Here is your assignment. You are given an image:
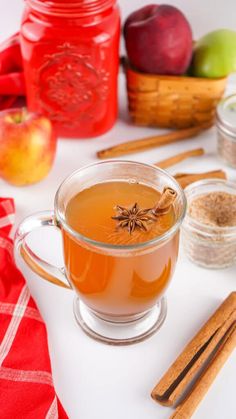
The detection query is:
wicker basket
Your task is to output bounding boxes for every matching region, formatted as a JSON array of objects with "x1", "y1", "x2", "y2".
[{"x1": 124, "y1": 61, "x2": 227, "y2": 129}]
